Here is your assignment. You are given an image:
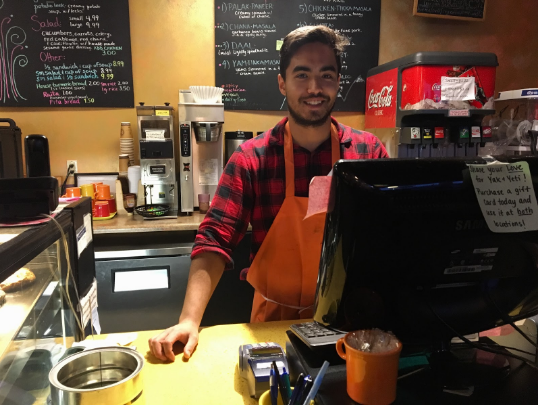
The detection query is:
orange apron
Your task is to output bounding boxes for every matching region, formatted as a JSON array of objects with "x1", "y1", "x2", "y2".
[{"x1": 246, "y1": 122, "x2": 340, "y2": 322}]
